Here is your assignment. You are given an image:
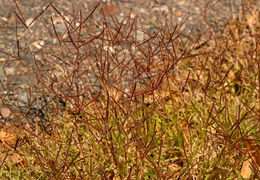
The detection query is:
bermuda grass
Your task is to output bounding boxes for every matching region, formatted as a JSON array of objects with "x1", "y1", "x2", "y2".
[{"x1": 0, "y1": 1, "x2": 259, "y2": 179}]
